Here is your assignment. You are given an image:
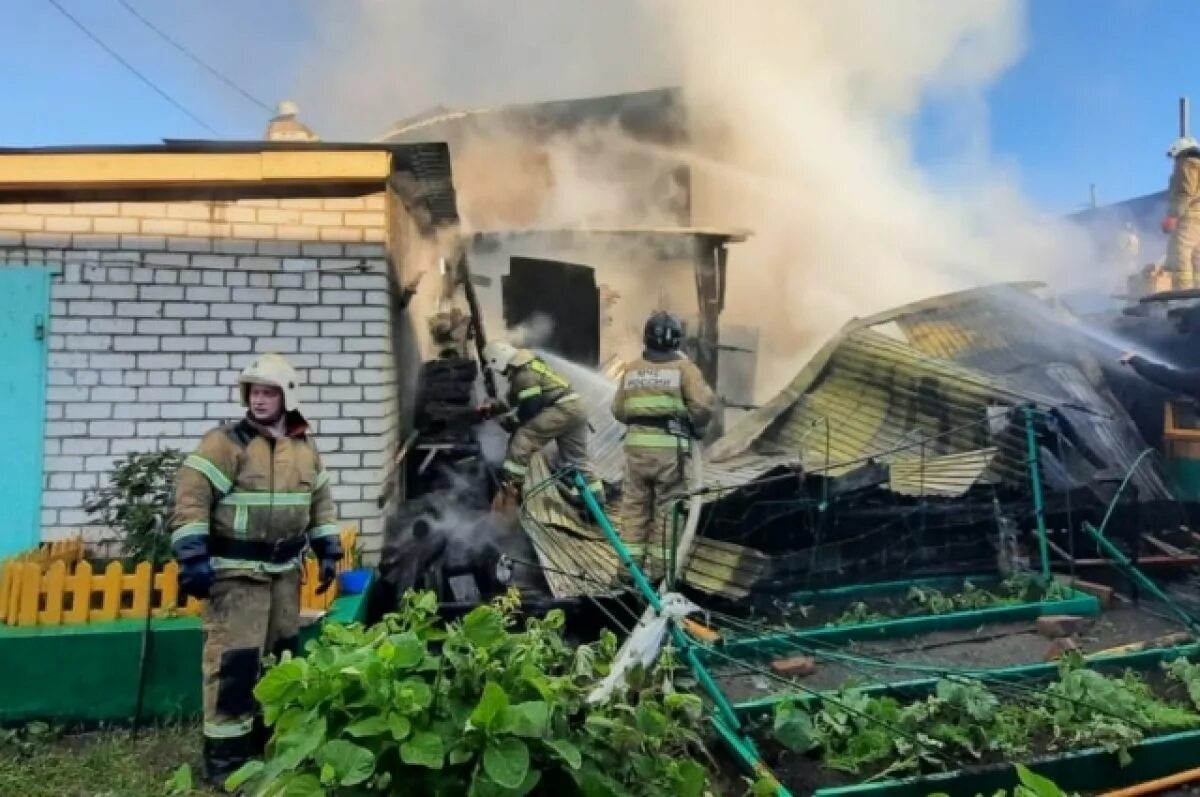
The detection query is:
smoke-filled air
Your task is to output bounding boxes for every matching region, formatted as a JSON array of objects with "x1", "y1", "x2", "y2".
[{"x1": 294, "y1": 0, "x2": 1100, "y2": 400}]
